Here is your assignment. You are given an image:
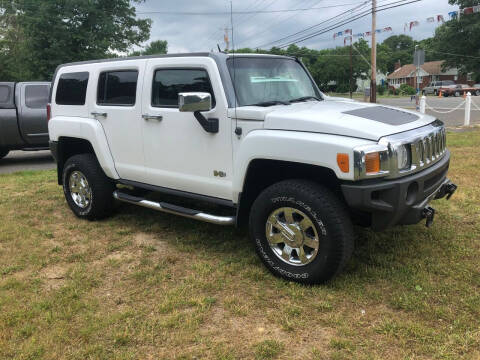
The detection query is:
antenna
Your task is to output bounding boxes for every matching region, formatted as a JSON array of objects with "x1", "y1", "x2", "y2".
[{"x1": 231, "y1": 1, "x2": 242, "y2": 136}]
